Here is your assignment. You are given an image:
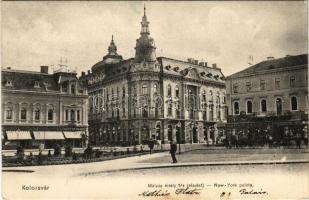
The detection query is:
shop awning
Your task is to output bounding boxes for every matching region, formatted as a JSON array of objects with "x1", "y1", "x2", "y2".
[
  {"x1": 63, "y1": 131, "x2": 82, "y2": 139},
  {"x1": 6, "y1": 131, "x2": 32, "y2": 140},
  {"x1": 33, "y1": 131, "x2": 64, "y2": 140}
]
